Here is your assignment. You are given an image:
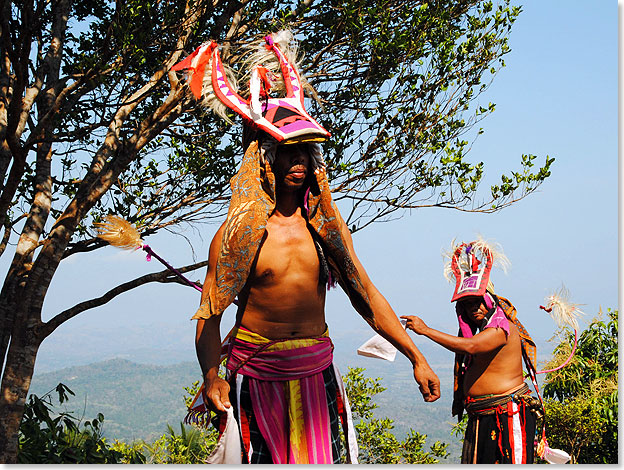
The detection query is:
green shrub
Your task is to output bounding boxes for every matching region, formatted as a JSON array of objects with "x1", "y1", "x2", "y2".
[
  {"x1": 542, "y1": 308, "x2": 618, "y2": 464},
  {"x1": 18, "y1": 383, "x2": 123, "y2": 463},
  {"x1": 343, "y1": 367, "x2": 449, "y2": 464}
]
